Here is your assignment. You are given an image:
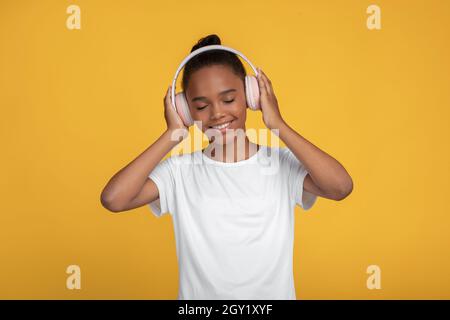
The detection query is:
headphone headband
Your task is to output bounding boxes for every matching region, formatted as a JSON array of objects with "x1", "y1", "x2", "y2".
[{"x1": 171, "y1": 45, "x2": 259, "y2": 111}]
